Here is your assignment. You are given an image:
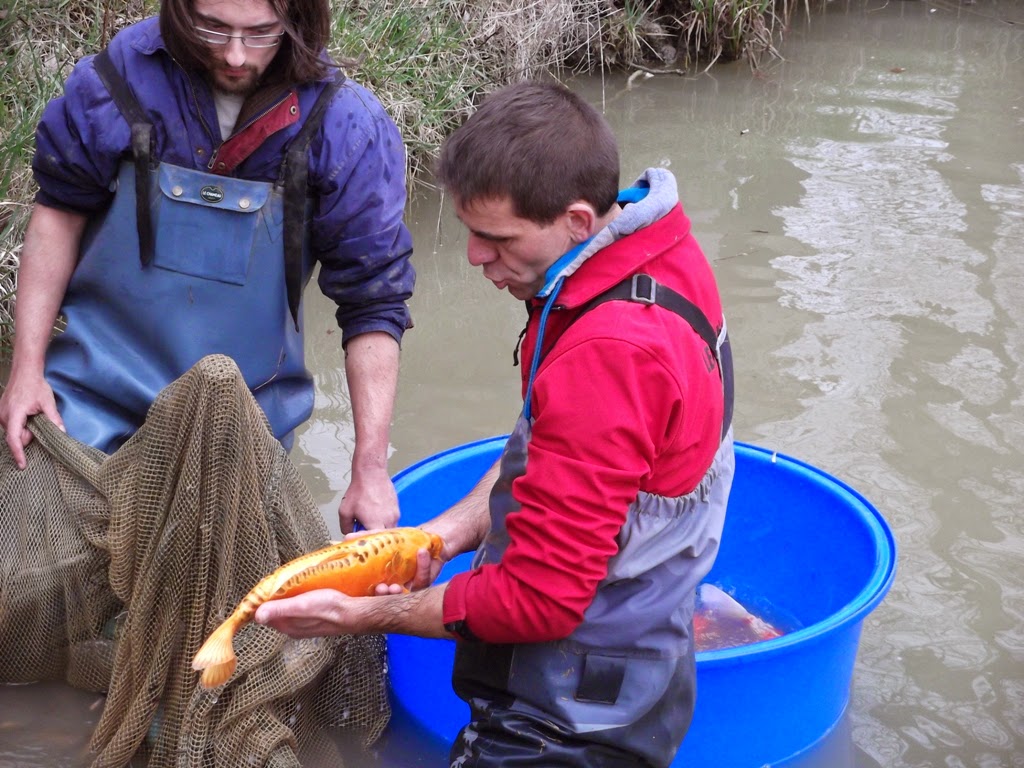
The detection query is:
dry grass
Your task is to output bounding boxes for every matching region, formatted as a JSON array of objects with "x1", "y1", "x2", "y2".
[
  {"x1": 331, "y1": 0, "x2": 618, "y2": 184},
  {"x1": 0, "y1": 0, "x2": 154, "y2": 356}
]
